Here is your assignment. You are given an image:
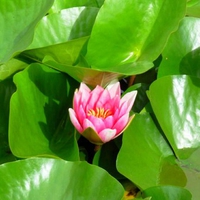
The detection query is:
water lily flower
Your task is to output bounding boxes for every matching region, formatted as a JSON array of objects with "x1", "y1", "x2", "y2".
[{"x1": 69, "y1": 82, "x2": 137, "y2": 145}]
